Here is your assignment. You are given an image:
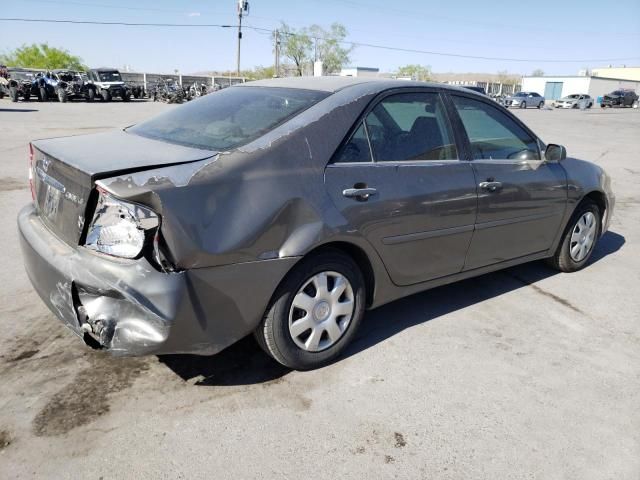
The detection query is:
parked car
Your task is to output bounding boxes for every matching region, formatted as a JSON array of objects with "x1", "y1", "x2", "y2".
[
  {"x1": 18, "y1": 78, "x2": 614, "y2": 370},
  {"x1": 505, "y1": 91, "x2": 545, "y2": 109},
  {"x1": 86, "y1": 68, "x2": 131, "y2": 101},
  {"x1": 600, "y1": 89, "x2": 639, "y2": 108},
  {"x1": 553, "y1": 94, "x2": 593, "y2": 109},
  {"x1": 51, "y1": 70, "x2": 98, "y2": 102}
]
